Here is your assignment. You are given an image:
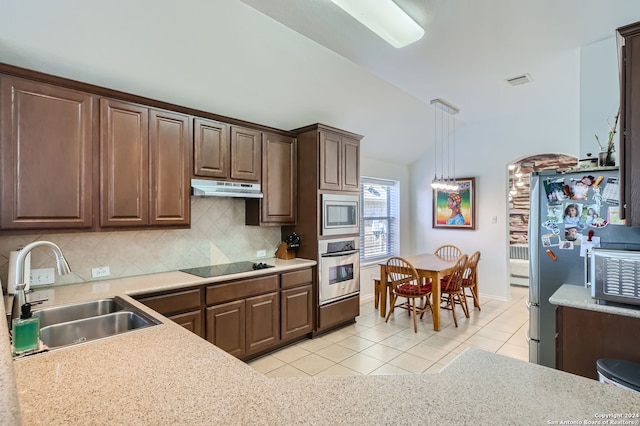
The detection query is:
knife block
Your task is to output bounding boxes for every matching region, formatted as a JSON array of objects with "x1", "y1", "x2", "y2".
[{"x1": 275, "y1": 242, "x2": 296, "y2": 260}]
